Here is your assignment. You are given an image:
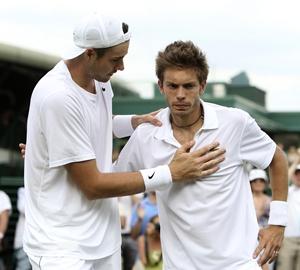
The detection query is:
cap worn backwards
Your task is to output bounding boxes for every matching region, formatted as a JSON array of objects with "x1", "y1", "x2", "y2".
[{"x1": 62, "y1": 13, "x2": 131, "y2": 60}]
